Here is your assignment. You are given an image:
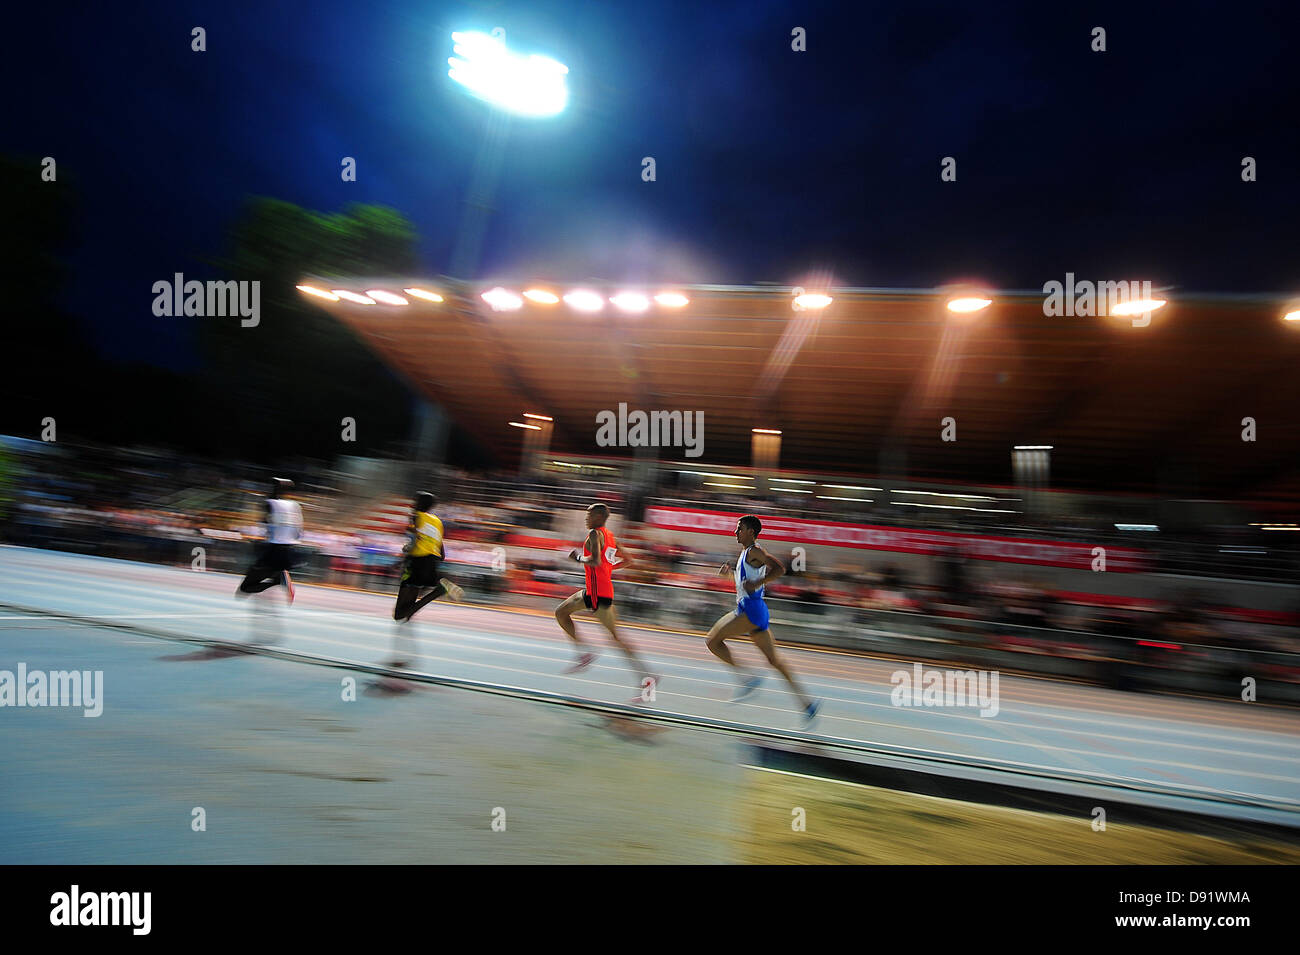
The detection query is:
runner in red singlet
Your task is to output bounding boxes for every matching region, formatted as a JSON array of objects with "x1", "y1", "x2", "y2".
[{"x1": 554, "y1": 503, "x2": 659, "y2": 699}]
